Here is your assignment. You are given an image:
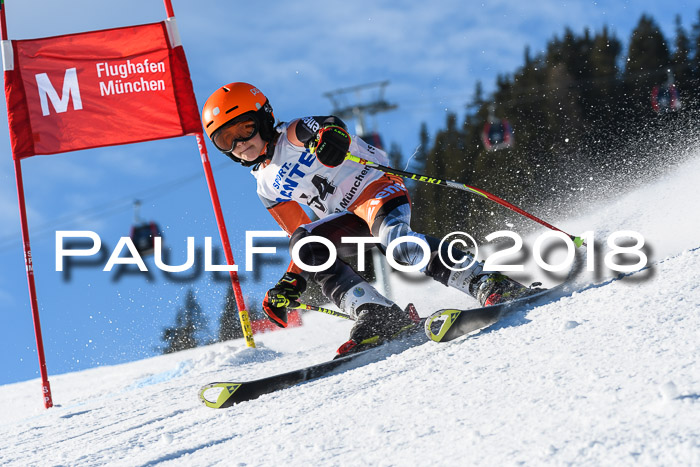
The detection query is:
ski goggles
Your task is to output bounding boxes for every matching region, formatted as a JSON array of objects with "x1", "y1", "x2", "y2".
[{"x1": 212, "y1": 116, "x2": 258, "y2": 153}]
